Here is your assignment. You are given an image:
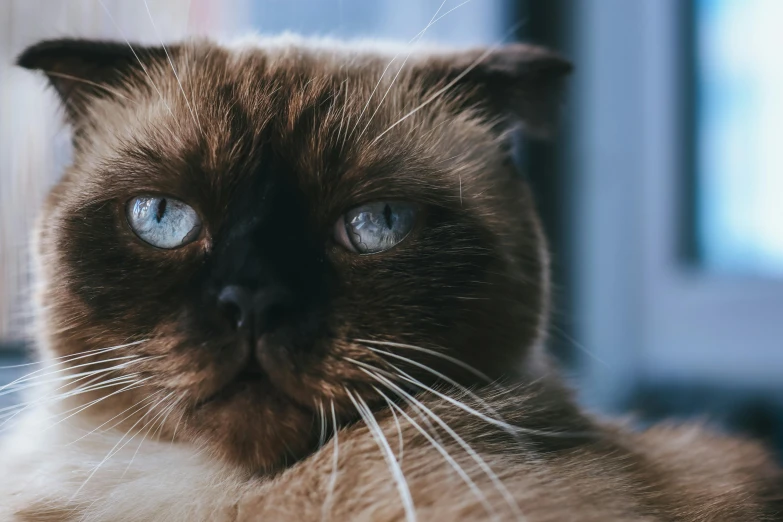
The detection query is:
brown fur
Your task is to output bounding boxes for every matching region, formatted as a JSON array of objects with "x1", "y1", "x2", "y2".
[
  {"x1": 233, "y1": 386, "x2": 782, "y2": 521},
  {"x1": 5, "y1": 35, "x2": 781, "y2": 521}
]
